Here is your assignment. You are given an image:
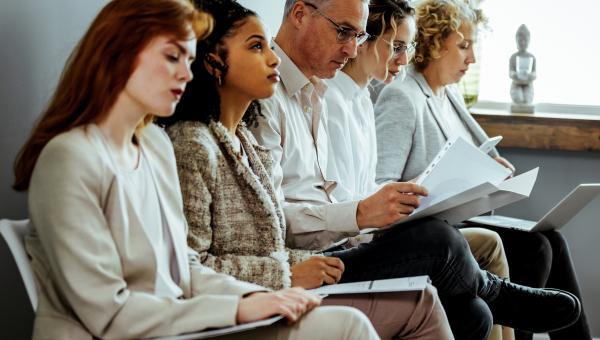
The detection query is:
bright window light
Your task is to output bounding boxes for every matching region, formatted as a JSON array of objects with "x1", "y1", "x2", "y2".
[{"x1": 477, "y1": 0, "x2": 600, "y2": 107}]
